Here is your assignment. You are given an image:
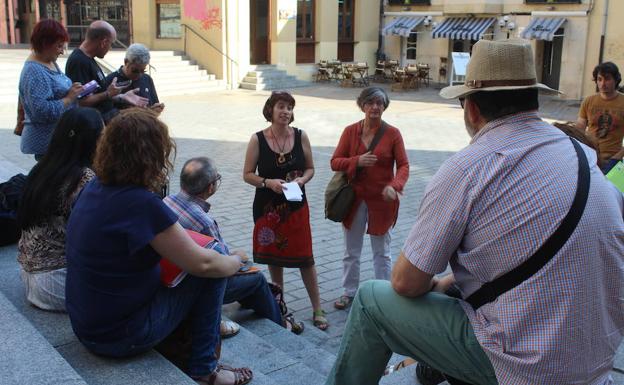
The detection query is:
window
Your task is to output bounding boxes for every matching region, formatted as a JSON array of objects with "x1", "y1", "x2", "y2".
[
  {"x1": 157, "y1": 0, "x2": 181, "y2": 39},
  {"x1": 337, "y1": 0, "x2": 354, "y2": 62},
  {"x1": 406, "y1": 32, "x2": 417, "y2": 60},
  {"x1": 387, "y1": 0, "x2": 430, "y2": 5},
  {"x1": 296, "y1": 0, "x2": 315, "y2": 63}
]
